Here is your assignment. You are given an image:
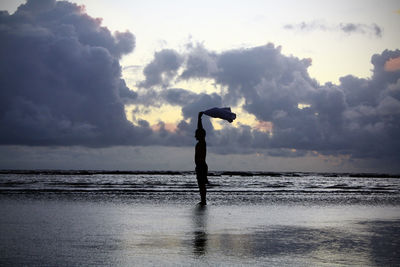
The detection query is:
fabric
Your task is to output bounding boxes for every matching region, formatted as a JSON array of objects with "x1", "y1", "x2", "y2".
[{"x1": 203, "y1": 107, "x2": 236, "y2": 123}]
